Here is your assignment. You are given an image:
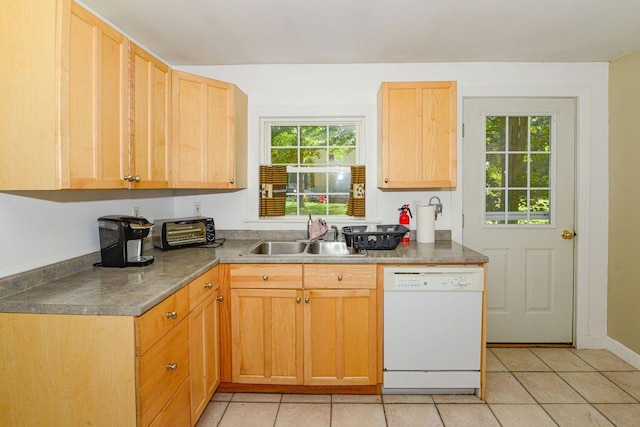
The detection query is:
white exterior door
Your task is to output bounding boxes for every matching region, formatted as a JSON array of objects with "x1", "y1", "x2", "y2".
[{"x1": 462, "y1": 98, "x2": 576, "y2": 343}]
